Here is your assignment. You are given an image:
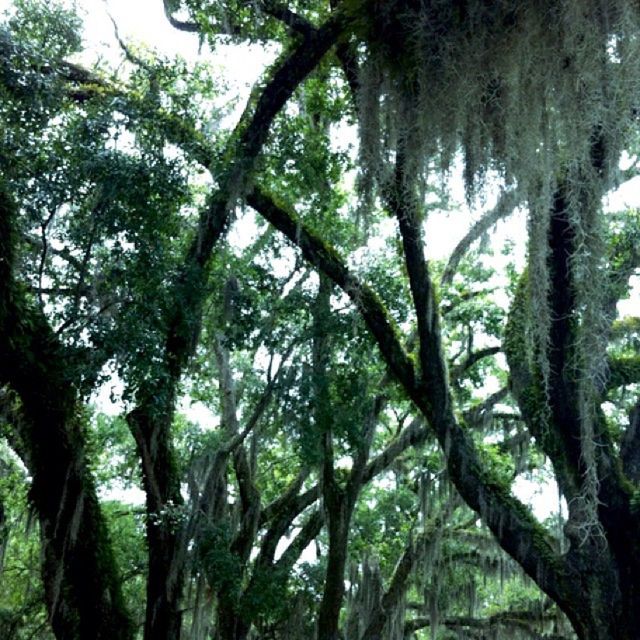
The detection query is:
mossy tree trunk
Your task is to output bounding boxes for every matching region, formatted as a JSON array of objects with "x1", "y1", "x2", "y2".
[
  {"x1": 506, "y1": 181, "x2": 640, "y2": 640},
  {"x1": 0, "y1": 184, "x2": 133, "y2": 640}
]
